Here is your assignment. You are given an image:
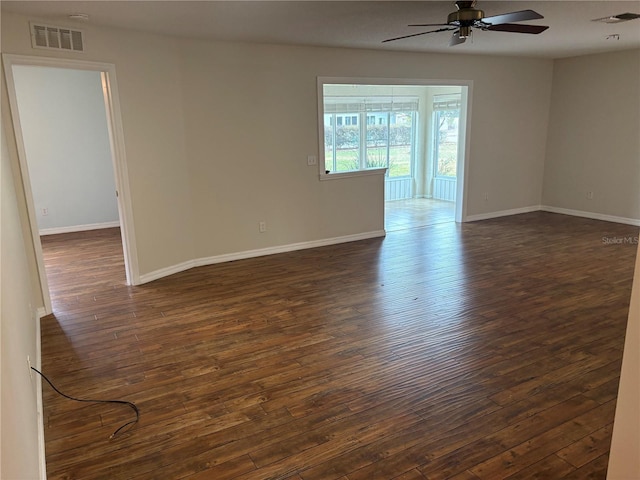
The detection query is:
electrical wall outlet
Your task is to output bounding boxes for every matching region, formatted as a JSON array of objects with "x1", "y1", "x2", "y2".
[
  {"x1": 42, "y1": 207, "x2": 49, "y2": 216},
  {"x1": 586, "y1": 191, "x2": 594, "y2": 200},
  {"x1": 259, "y1": 221, "x2": 267, "y2": 233},
  {"x1": 483, "y1": 192, "x2": 489, "y2": 202},
  {"x1": 307, "y1": 155, "x2": 317, "y2": 166}
]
